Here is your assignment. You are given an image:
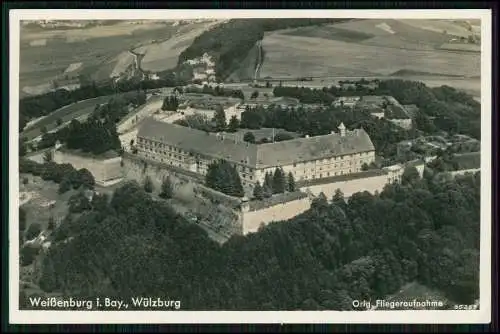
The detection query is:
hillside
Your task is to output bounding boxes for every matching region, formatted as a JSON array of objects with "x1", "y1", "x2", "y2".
[
  {"x1": 21, "y1": 170, "x2": 480, "y2": 310},
  {"x1": 19, "y1": 20, "x2": 216, "y2": 97},
  {"x1": 258, "y1": 19, "x2": 480, "y2": 79},
  {"x1": 177, "y1": 19, "x2": 352, "y2": 81}
]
